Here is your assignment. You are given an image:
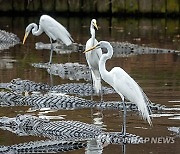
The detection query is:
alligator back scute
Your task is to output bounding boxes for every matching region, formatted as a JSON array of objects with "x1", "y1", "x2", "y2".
[
  {"x1": 0, "y1": 30, "x2": 20, "y2": 51},
  {"x1": 0, "y1": 140, "x2": 87, "y2": 153}
]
